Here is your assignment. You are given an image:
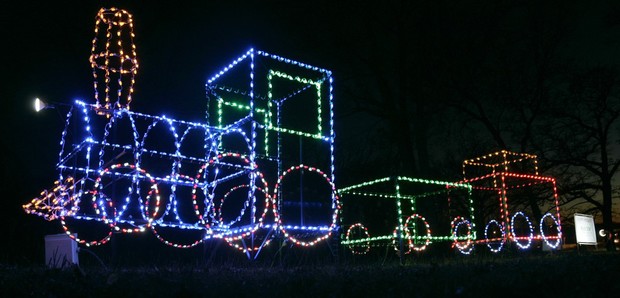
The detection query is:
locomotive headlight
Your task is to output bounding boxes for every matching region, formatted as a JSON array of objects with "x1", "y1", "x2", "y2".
[{"x1": 34, "y1": 97, "x2": 47, "y2": 112}]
